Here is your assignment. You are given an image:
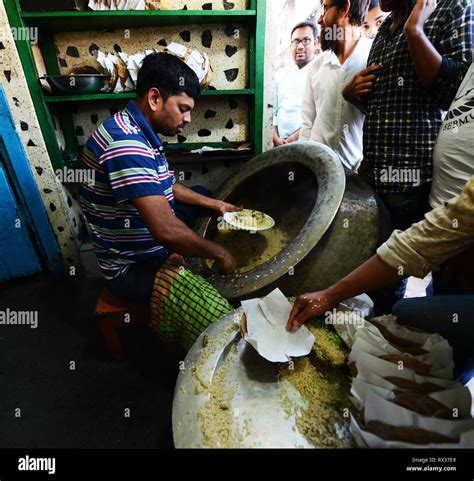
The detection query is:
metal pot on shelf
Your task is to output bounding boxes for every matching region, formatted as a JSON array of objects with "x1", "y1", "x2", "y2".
[
  {"x1": 39, "y1": 74, "x2": 110, "y2": 96},
  {"x1": 193, "y1": 142, "x2": 392, "y2": 301}
]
